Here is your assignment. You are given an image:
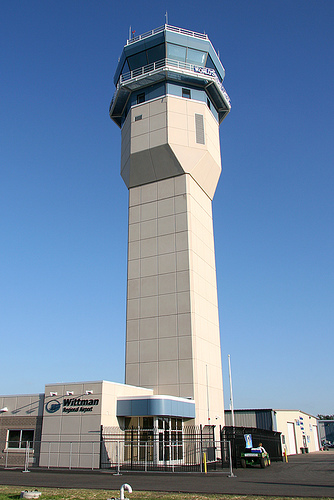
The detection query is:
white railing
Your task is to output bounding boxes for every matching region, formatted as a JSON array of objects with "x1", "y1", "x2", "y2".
[{"x1": 127, "y1": 24, "x2": 208, "y2": 45}]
